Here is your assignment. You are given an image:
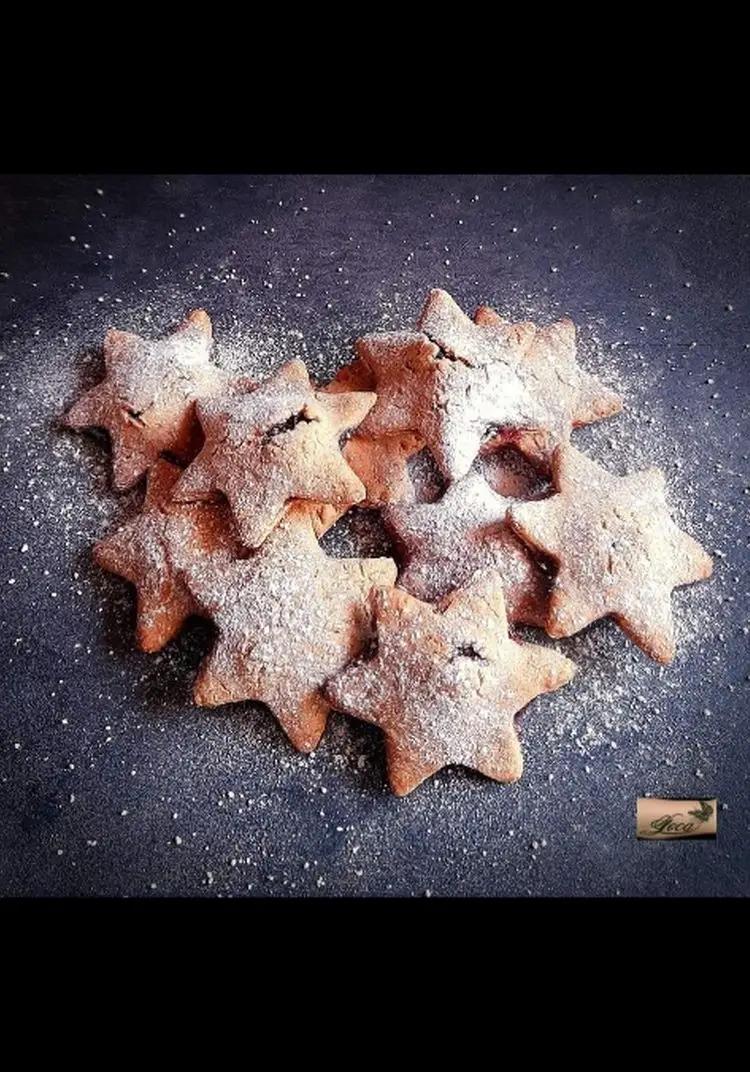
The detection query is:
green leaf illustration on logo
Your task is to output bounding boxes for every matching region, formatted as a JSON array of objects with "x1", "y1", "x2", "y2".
[{"x1": 687, "y1": 800, "x2": 713, "y2": 823}]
